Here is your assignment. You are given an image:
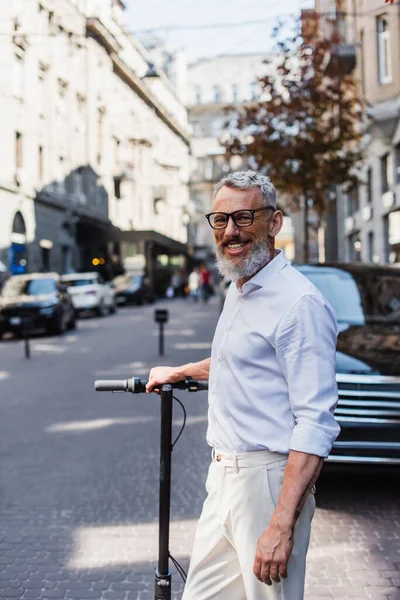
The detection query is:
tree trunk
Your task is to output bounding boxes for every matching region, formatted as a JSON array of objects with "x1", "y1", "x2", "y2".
[{"x1": 303, "y1": 190, "x2": 309, "y2": 263}]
